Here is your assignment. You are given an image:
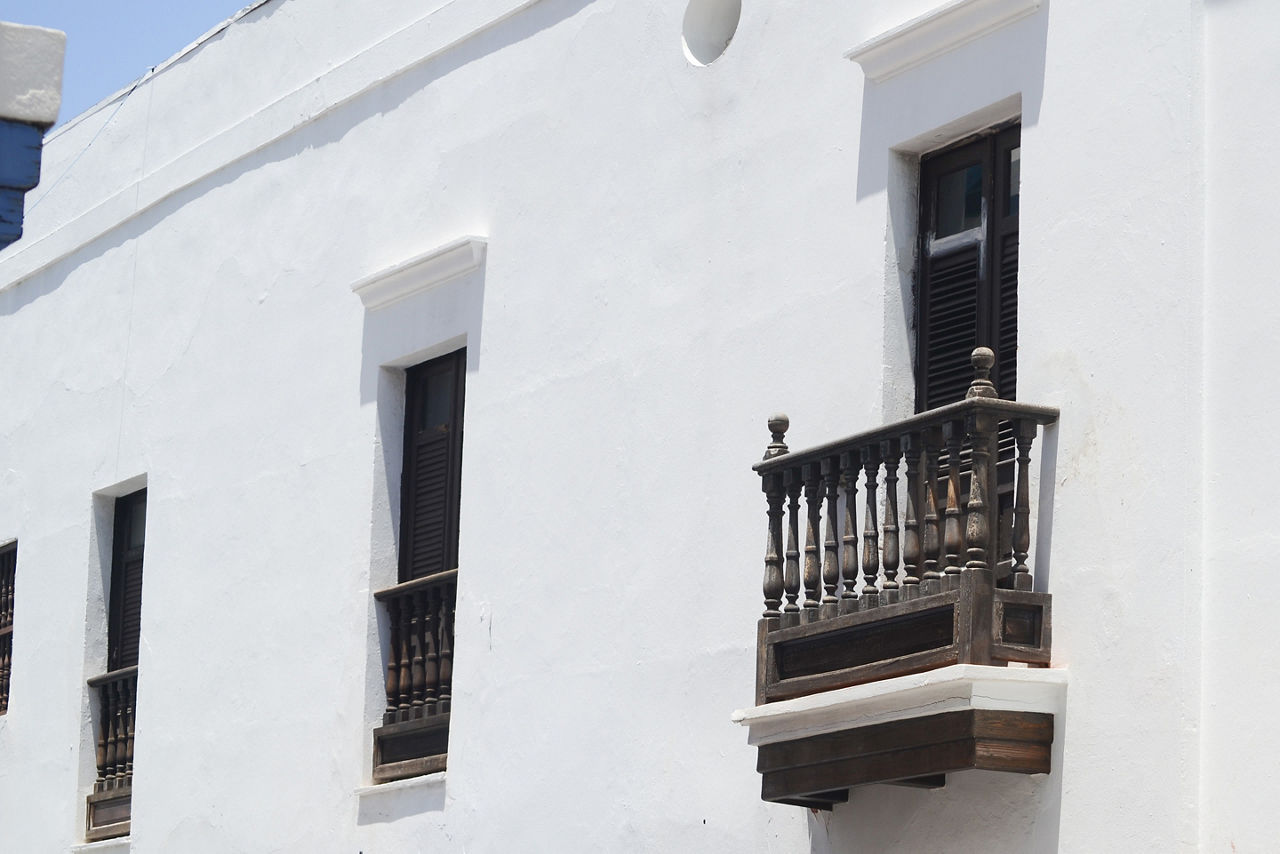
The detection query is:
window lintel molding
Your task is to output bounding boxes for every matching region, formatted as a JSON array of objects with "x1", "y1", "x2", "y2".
[
  {"x1": 845, "y1": 0, "x2": 1041, "y2": 83},
  {"x1": 351, "y1": 236, "x2": 487, "y2": 311}
]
